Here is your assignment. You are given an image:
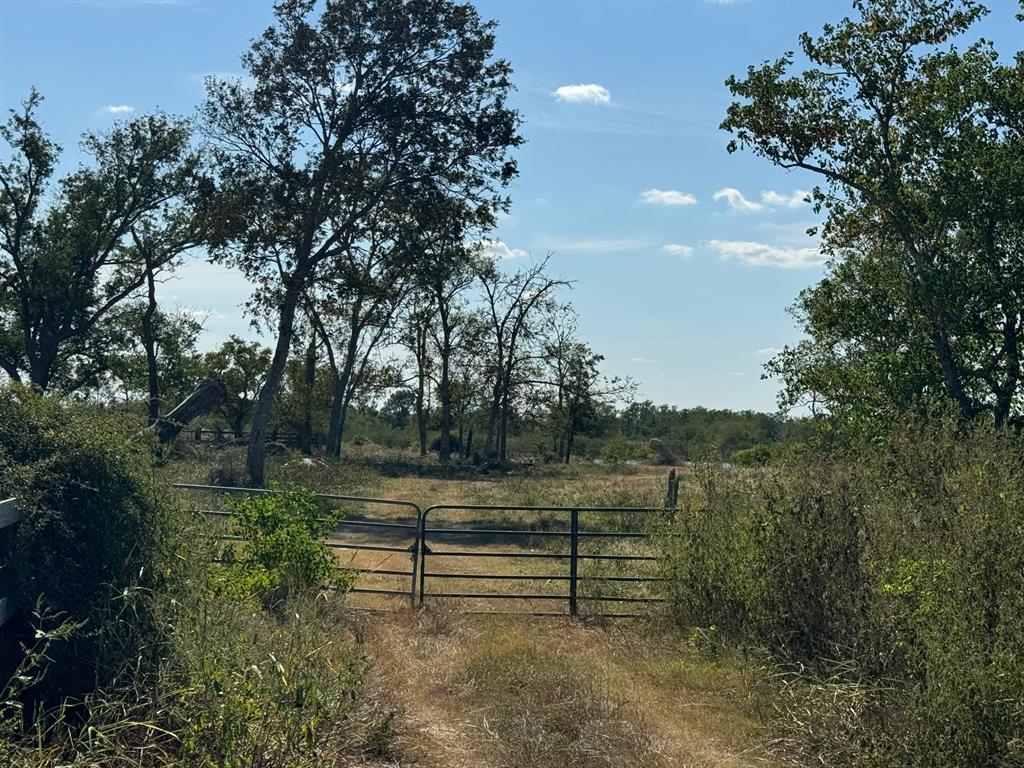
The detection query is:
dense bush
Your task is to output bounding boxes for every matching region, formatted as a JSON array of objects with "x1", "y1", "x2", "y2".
[
  {"x1": 662, "y1": 413, "x2": 1024, "y2": 767},
  {"x1": 216, "y1": 482, "x2": 353, "y2": 602},
  {"x1": 0, "y1": 387, "x2": 178, "y2": 697},
  {"x1": 598, "y1": 436, "x2": 656, "y2": 464}
]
